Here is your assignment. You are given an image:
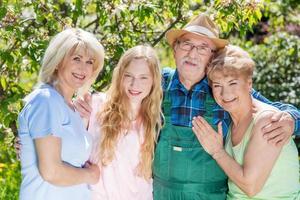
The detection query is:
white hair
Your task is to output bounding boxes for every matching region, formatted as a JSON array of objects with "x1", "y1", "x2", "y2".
[{"x1": 38, "y1": 28, "x2": 105, "y2": 95}]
